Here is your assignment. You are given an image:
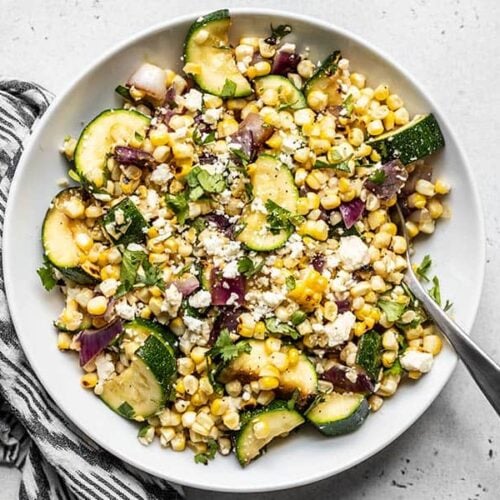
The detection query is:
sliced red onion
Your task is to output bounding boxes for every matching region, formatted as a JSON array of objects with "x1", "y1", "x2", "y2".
[
  {"x1": 127, "y1": 63, "x2": 167, "y2": 103},
  {"x1": 103, "y1": 298, "x2": 116, "y2": 324},
  {"x1": 210, "y1": 268, "x2": 246, "y2": 306},
  {"x1": 230, "y1": 113, "x2": 273, "y2": 161},
  {"x1": 339, "y1": 198, "x2": 365, "y2": 229},
  {"x1": 311, "y1": 254, "x2": 326, "y2": 272},
  {"x1": 365, "y1": 159, "x2": 409, "y2": 200},
  {"x1": 402, "y1": 162, "x2": 432, "y2": 196},
  {"x1": 322, "y1": 364, "x2": 374, "y2": 393},
  {"x1": 204, "y1": 213, "x2": 233, "y2": 237},
  {"x1": 271, "y1": 51, "x2": 301, "y2": 76},
  {"x1": 209, "y1": 307, "x2": 244, "y2": 345},
  {"x1": 79, "y1": 319, "x2": 123, "y2": 367},
  {"x1": 335, "y1": 299, "x2": 351, "y2": 313},
  {"x1": 198, "y1": 152, "x2": 218, "y2": 165},
  {"x1": 163, "y1": 85, "x2": 177, "y2": 108},
  {"x1": 173, "y1": 276, "x2": 200, "y2": 297},
  {"x1": 114, "y1": 146, "x2": 154, "y2": 168}
]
